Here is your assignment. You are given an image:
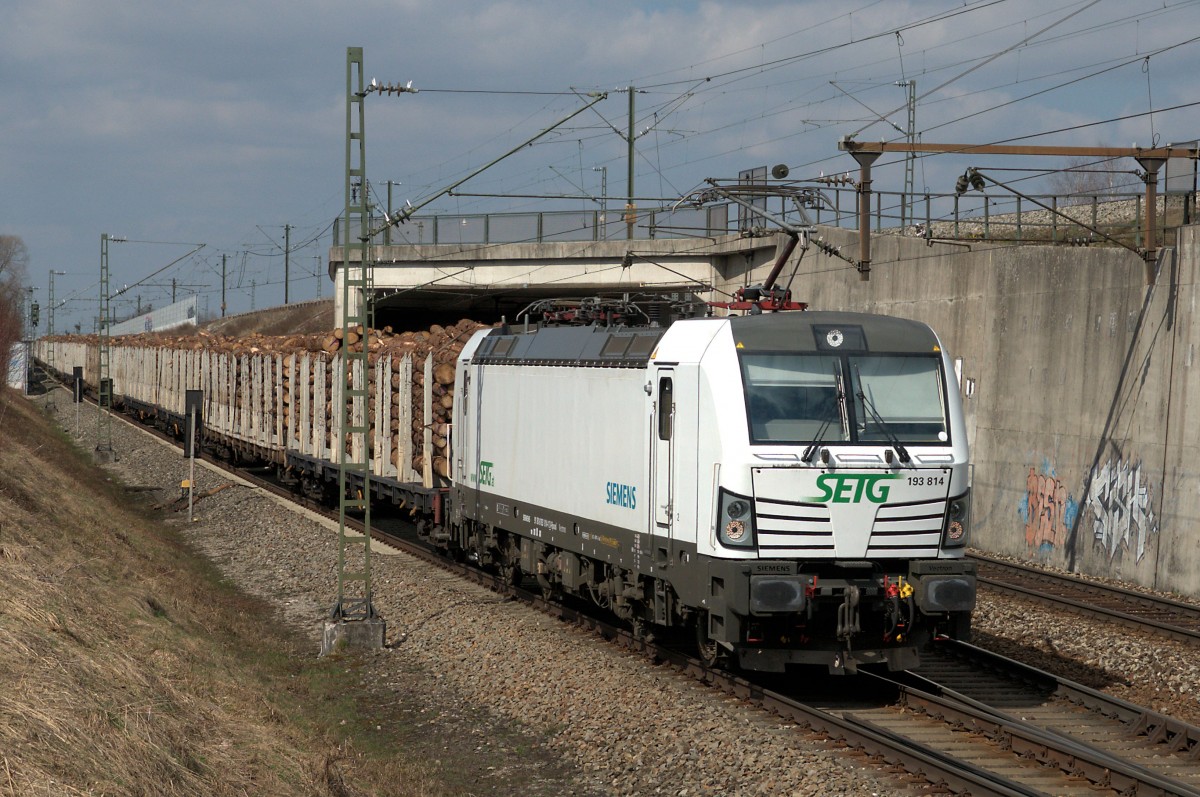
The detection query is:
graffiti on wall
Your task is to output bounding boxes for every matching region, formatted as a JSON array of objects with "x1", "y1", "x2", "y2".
[
  {"x1": 1088, "y1": 457, "x2": 1158, "y2": 563},
  {"x1": 1018, "y1": 460, "x2": 1079, "y2": 558}
]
